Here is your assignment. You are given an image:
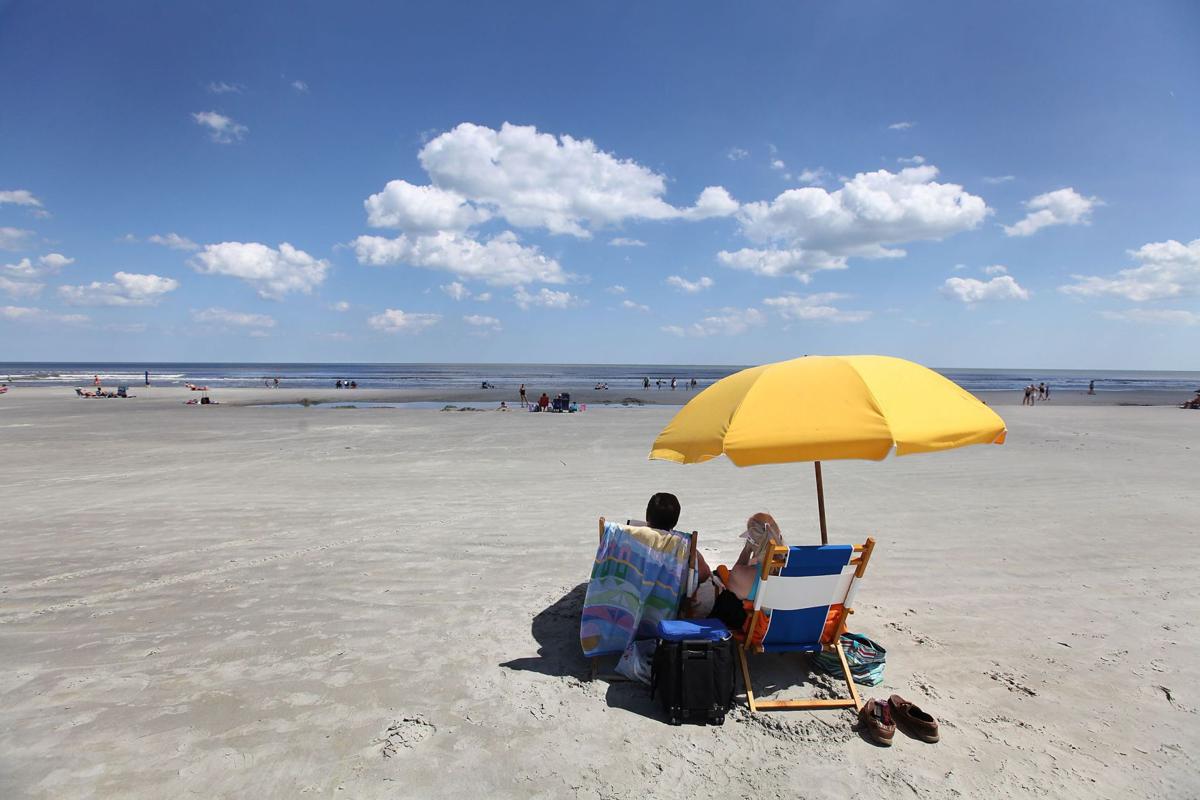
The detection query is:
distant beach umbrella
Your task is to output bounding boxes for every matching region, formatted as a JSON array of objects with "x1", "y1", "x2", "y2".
[{"x1": 649, "y1": 355, "x2": 1007, "y2": 543}]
